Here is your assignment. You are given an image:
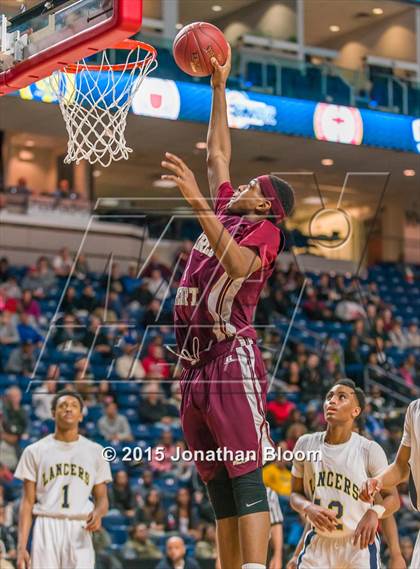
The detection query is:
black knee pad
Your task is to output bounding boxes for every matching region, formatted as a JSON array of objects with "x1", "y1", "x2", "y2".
[
  {"x1": 231, "y1": 468, "x2": 269, "y2": 517},
  {"x1": 206, "y1": 467, "x2": 237, "y2": 520}
]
